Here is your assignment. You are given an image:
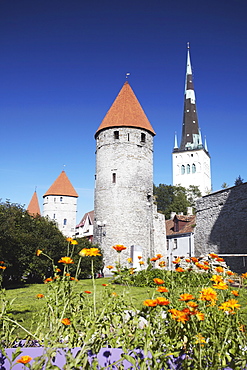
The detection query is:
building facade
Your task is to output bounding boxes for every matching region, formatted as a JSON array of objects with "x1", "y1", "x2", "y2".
[
  {"x1": 172, "y1": 44, "x2": 211, "y2": 196},
  {"x1": 93, "y1": 81, "x2": 165, "y2": 268}
]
